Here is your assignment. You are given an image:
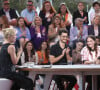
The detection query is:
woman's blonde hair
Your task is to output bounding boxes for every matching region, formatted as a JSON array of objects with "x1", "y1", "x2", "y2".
[
  {"x1": 93, "y1": 15, "x2": 100, "y2": 25},
  {"x1": 3, "y1": 28, "x2": 16, "y2": 39}
]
